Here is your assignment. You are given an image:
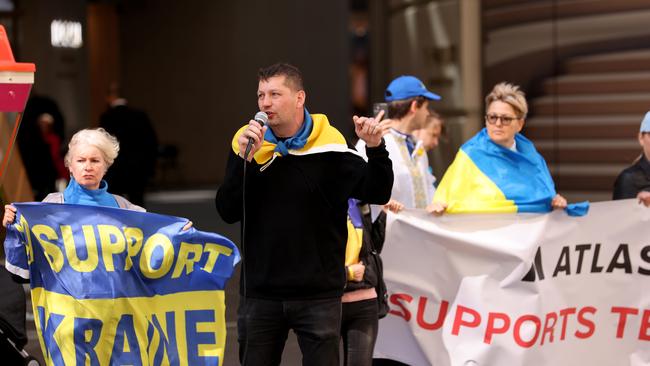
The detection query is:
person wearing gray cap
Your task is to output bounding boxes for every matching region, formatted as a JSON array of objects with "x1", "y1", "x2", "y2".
[{"x1": 612, "y1": 111, "x2": 650, "y2": 206}]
